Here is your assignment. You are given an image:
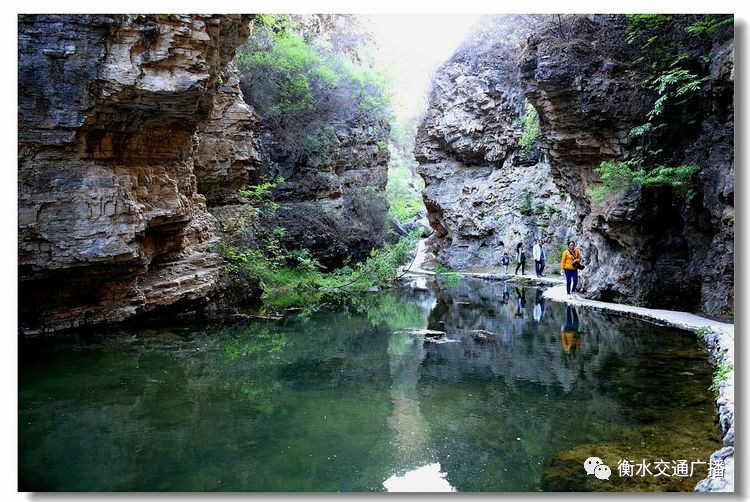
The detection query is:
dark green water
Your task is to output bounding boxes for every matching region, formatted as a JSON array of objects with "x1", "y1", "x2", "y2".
[{"x1": 19, "y1": 277, "x2": 721, "y2": 492}]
